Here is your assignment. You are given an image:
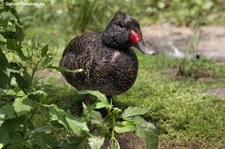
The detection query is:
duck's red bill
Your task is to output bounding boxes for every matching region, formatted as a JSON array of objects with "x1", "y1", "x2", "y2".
[{"x1": 130, "y1": 30, "x2": 156, "y2": 55}]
